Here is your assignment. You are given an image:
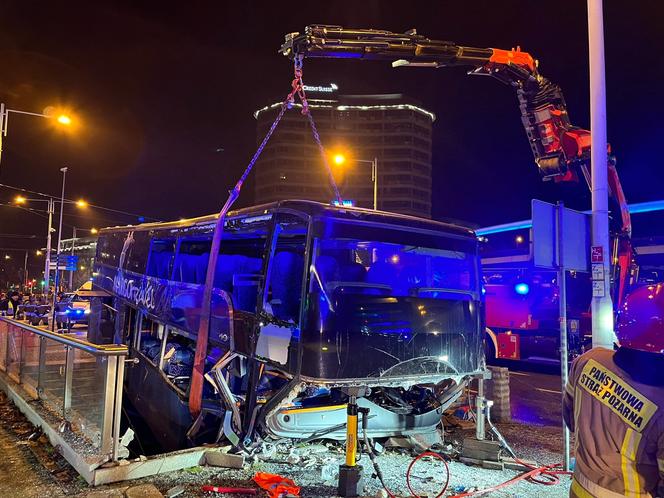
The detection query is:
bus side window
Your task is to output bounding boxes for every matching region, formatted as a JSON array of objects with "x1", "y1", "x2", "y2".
[
  {"x1": 215, "y1": 238, "x2": 267, "y2": 312},
  {"x1": 173, "y1": 239, "x2": 211, "y2": 285},
  {"x1": 146, "y1": 239, "x2": 176, "y2": 280},
  {"x1": 160, "y1": 328, "x2": 195, "y2": 393},
  {"x1": 265, "y1": 217, "x2": 307, "y2": 322},
  {"x1": 137, "y1": 314, "x2": 165, "y2": 366}
]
